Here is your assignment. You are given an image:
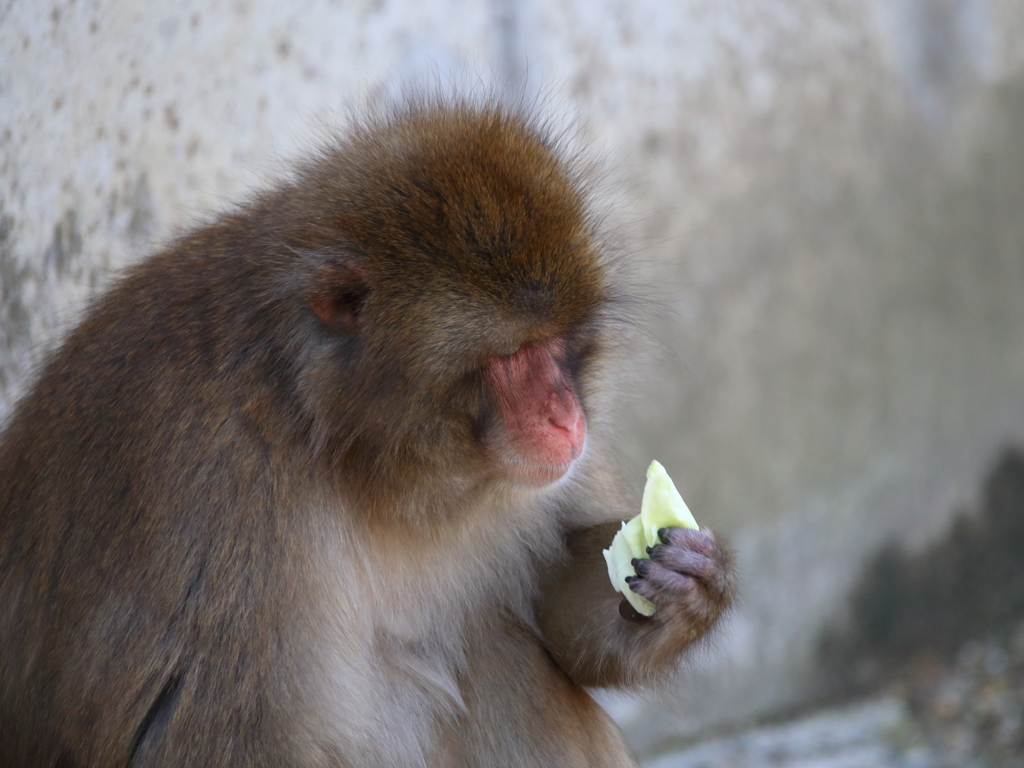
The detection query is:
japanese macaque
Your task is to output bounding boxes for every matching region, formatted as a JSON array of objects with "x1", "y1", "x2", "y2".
[{"x1": 0, "y1": 100, "x2": 734, "y2": 767}]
